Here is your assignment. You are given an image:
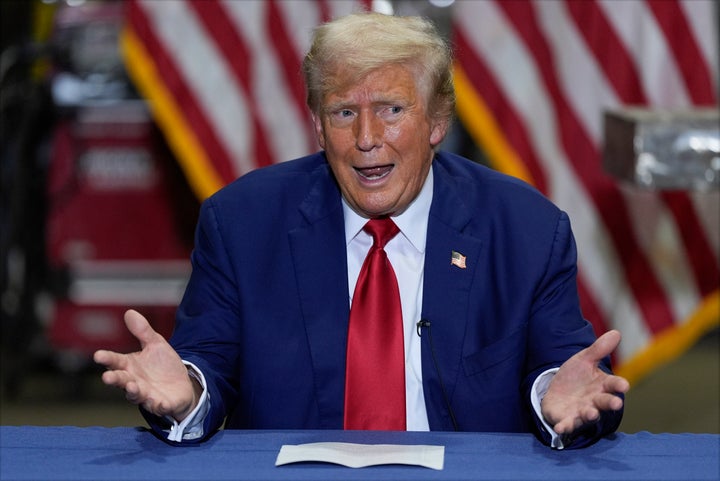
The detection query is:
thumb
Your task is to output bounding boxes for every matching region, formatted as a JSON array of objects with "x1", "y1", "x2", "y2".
[
  {"x1": 581, "y1": 329, "x2": 621, "y2": 364},
  {"x1": 124, "y1": 309, "x2": 159, "y2": 349}
]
